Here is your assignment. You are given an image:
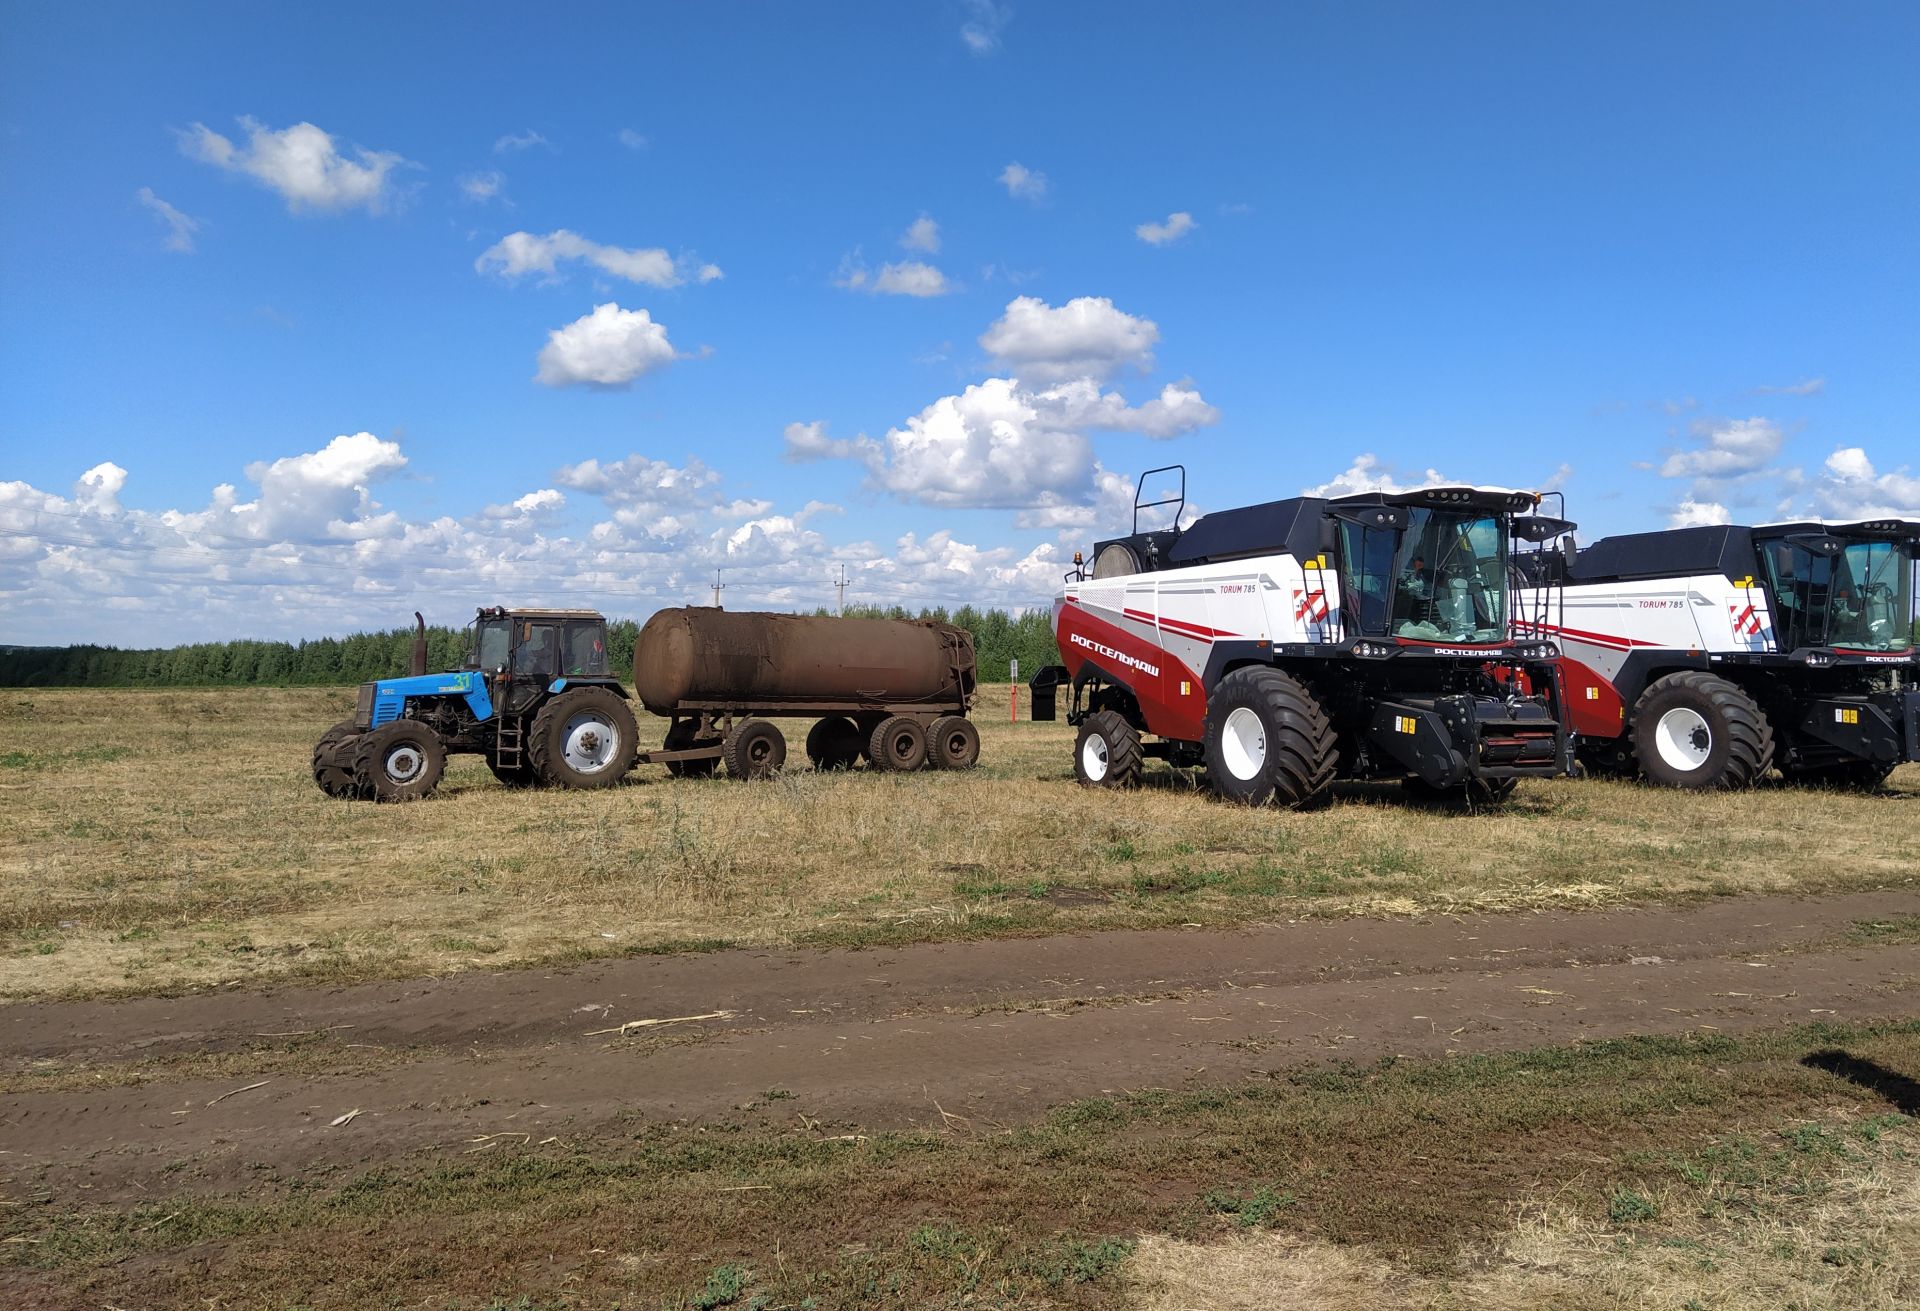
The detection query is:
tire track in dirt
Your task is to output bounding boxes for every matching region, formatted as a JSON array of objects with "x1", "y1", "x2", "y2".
[{"x1": 3, "y1": 891, "x2": 1916, "y2": 1202}]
